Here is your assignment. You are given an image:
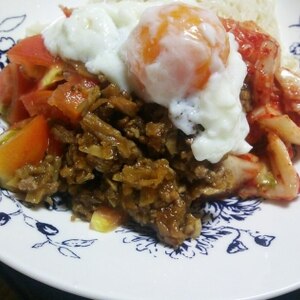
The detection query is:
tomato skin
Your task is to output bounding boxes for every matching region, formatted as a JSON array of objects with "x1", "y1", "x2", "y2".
[
  {"x1": 0, "y1": 63, "x2": 34, "y2": 124},
  {"x1": 7, "y1": 34, "x2": 62, "y2": 80},
  {"x1": 48, "y1": 82, "x2": 82, "y2": 123},
  {"x1": 0, "y1": 64, "x2": 15, "y2": 106},
  {"x1": 0, "y1": 115, "x2": 49, "y2": 184},
  {"x1": 7, "y1": 98, "x2": 30, "y2": 124},
  {"x1": 21, "y1": 90, "x2": 52, "y2": 115},
  {"x1": 48, "y1": 79, "x2": 97, "y2": 123},
  {"x1": 7, "y1": 34, "x2": 58, "y2": 68},
  {"x1": 20, "y1": 90, "x2": 68, "y2": 122},
  {"x1": 3, "y1": 35, "x2": 101, "y2": 124}
]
